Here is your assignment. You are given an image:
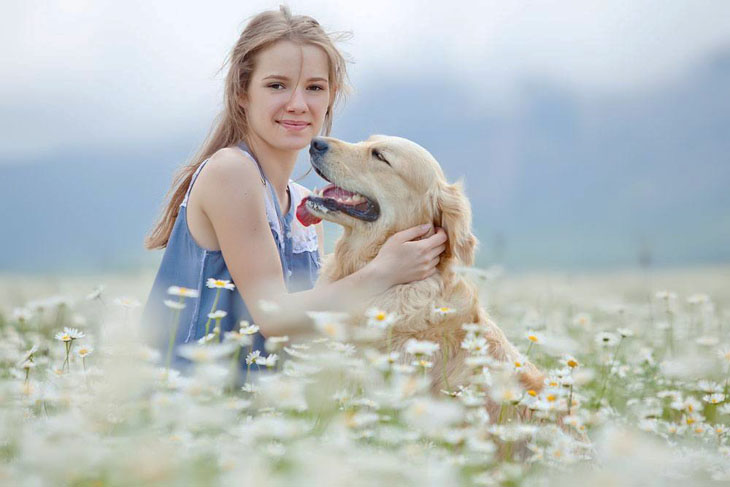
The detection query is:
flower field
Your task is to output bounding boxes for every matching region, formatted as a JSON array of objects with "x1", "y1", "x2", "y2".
[{"x1": 1, "y1": 266, "x2": 729, "y2": 486}]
